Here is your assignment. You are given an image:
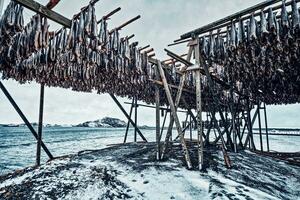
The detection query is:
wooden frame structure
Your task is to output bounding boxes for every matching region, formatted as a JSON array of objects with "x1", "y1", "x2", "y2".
[{"x1": 1, "y1": 0, "x2": 299, "y2": 172}]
